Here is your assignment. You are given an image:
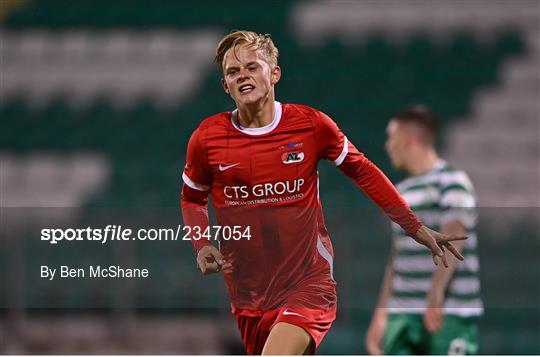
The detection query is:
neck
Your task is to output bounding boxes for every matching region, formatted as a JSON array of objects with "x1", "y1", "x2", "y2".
[
  {"x1": 407, "y1": 147, "x2": 439, "y2": 176},
  {"x1": 236, "y1": 96, "x2": 275, "y2": 128}
]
